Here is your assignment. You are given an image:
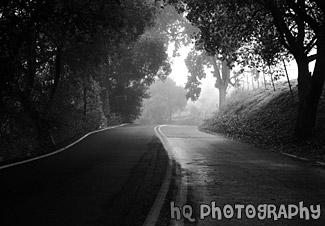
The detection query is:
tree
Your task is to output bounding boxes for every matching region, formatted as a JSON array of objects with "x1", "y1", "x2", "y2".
[
  {"x1": 0, "y1": 0, "x2": 166, "y2": 160},
  {"x1": 254, "y1": 0, "x2": 325, "y2": 140},
  {"x1": 236, "y1": 38, "x2": 292, "y2": 91},
  {"x1": 152, "y1": 3, "x2": 198, "y2": 56},
  {"x1": 169, "y1": 0, "x2": 325, "y2": 140},
  {"x1": 169, "y1": 0, "x2": 255, "y2": 108},
  {"x1": 185, "y1": 47, "x2": 239, "y2": 108},
  {"x1": 107, "y1": 33, "x2": 171, "y2": 122},
  {"x1": 140, "y1": 78, "x2": 187, "y2": 123}
]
